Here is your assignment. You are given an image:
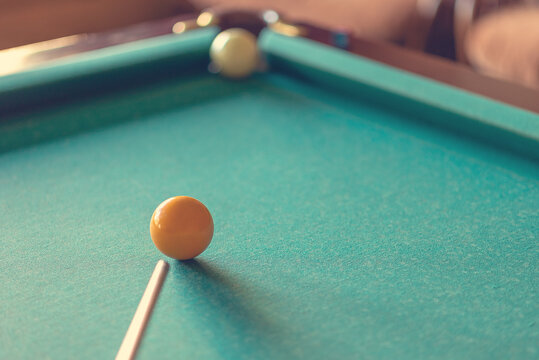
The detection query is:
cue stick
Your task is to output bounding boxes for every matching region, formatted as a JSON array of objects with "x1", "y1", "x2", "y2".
[{"x1": 116, "y1": 260, "x2": 169, "y2": 360}]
